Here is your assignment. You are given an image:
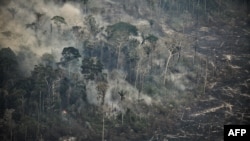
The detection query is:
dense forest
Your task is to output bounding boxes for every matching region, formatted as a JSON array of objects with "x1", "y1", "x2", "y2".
[{"x1": 0, "y1": 0, "x2": 249, "y2": 140}]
